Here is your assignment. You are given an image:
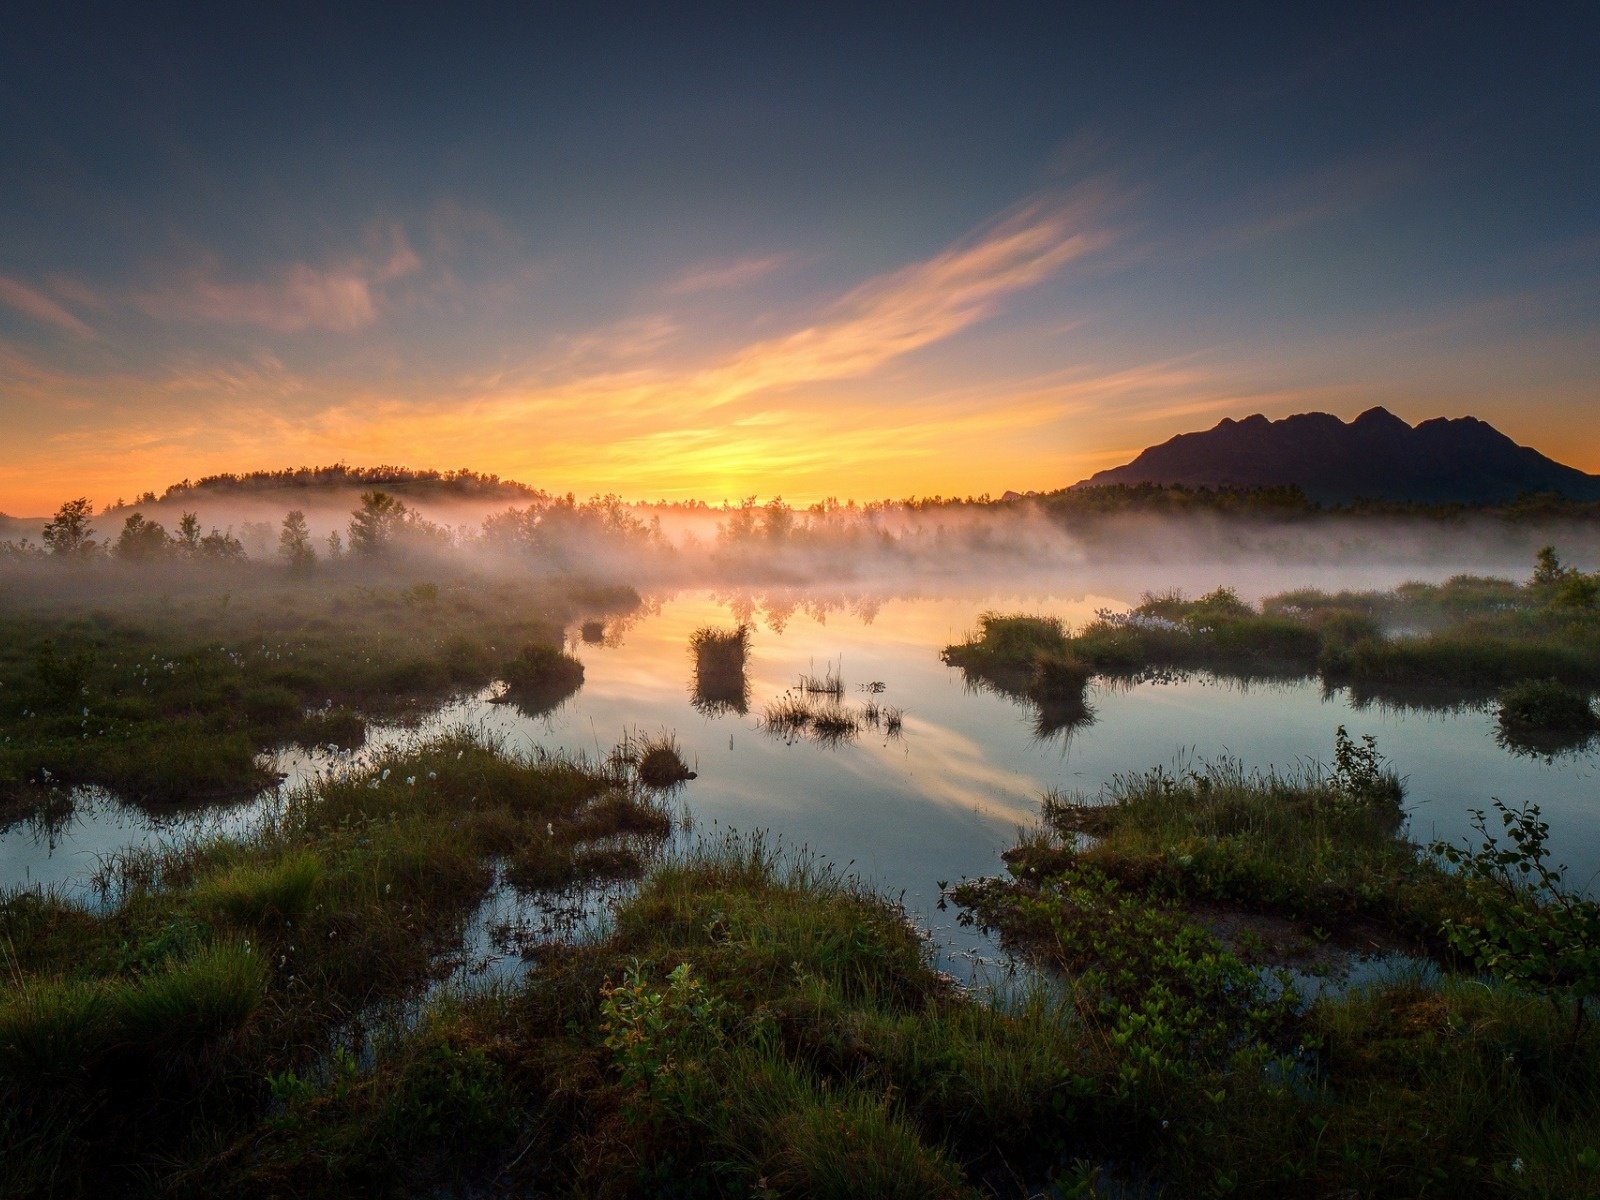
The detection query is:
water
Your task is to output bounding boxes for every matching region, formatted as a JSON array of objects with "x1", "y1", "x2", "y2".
[{"x1": 5, "y1": 576, "x2": 1598, "y2": 975}]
